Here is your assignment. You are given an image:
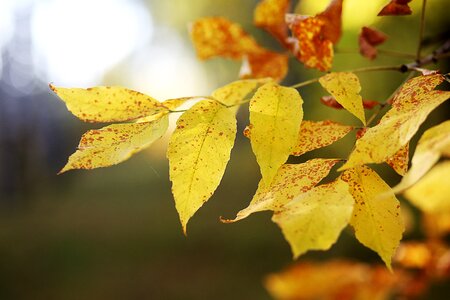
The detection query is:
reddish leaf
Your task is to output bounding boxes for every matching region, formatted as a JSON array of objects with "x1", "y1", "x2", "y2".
[
  {"x1": 317, "y1": 0, "x2": 343, "y2": 44},
  {"x1": 254, "y1": 0, "x2": 290, "y2": 44},
  {"x1": 287, "y1": 16, "x2": 333, "y2": 71},
  {"x1": 320, "y1": 95, "x2": 344, "y2": 109},
  {"x1": 359, "y1": 27, "x2": 388, "y2": 60},
  {"x1": 378, "y1": 0, "x2": 412, "y2": 16},
  {"x1": 363, "y1": 99, "x2": 381, "y2": 109}
]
